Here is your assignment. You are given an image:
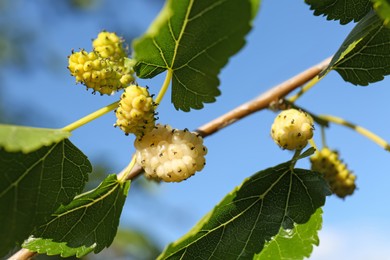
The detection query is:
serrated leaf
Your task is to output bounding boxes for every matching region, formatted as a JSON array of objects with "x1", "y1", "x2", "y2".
[
  {"x1": 0, "y1": 124, "x2": 71, "y2": 153},
  {"x1": 158, "y1": 161, "x2": 331, "y2": 259},
  {"x1": 372, "y1": 0, "x2": 390, "y2": 27},
  {"x1": 0, "y1": 139, "x2": 91, "y2": 257},
  {"x1": 305, "y1": 0, "x2": 372, "y2": 24},
  {"x1": 24, "y1": 174, "x2": 130, "y2": 255},
  {"x1": 22, "y1": 237, "x2": 96, "y2": 258},
  {"x1": 321, "y1": 11, "x2": 390, "y2": 85},
  {"x1": 254, "y1": 208, "x2": 323, "y2": 260},
  {"x1": 133, "y1": 0, "x2": 260, "y2": 111}
]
